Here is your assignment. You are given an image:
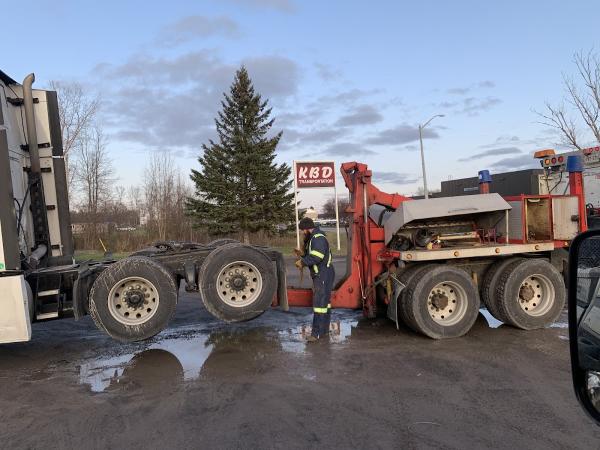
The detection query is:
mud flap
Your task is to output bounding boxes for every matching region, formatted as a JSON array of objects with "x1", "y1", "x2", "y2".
[
  {"x1": 387, "y1": 294, "x2": 399, "y2": 329},
  {"x1": 386, "y1": 275, "x2": 406, "y2": 330},
  {"x1": 274, "y1": 252, "x2": 289, "y2": 311}
]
